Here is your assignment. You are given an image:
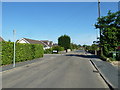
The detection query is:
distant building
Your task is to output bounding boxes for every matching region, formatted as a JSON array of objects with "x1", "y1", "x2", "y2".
[
  {"x1": 41, "y1": 40, "x2": 53, "y2": 47},
  {"x1": 17, "y1": 38, "x2": 53, "y2": 50},
  {"x1": 53, "y1": 43, "x2": 58, "y2": 46},
  {"x1": 0, "y1": 37, "x2": 4, "y2": 42},
  {"x1": 117, "y1": 46, "x2": 120, "y2": 51}
]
